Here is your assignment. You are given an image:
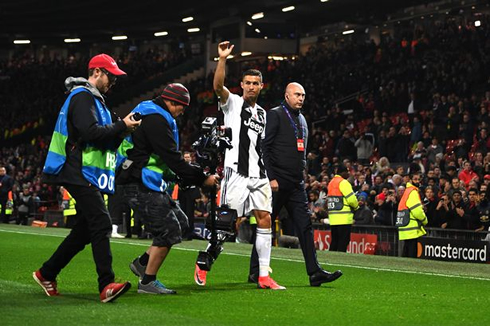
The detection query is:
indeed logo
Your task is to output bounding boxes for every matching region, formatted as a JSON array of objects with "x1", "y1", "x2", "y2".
[{"x1": 244, "y1": 118, "x2": 264, "y2": 134}]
